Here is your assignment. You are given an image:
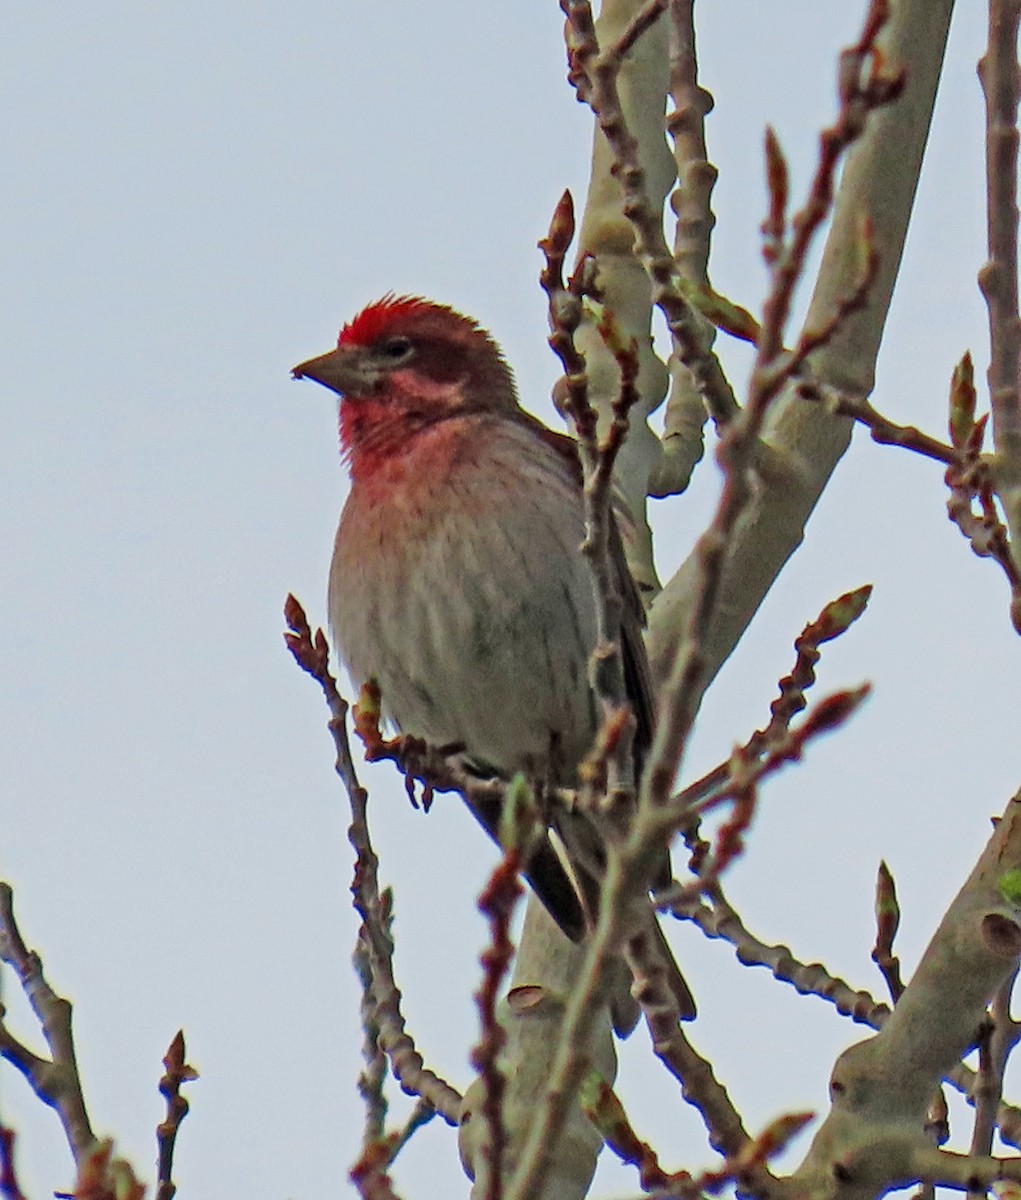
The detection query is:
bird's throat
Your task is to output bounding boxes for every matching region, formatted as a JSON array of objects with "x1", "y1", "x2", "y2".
[{"x1": 340, "y1": 396, "x2": 456, "y2": 483}]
